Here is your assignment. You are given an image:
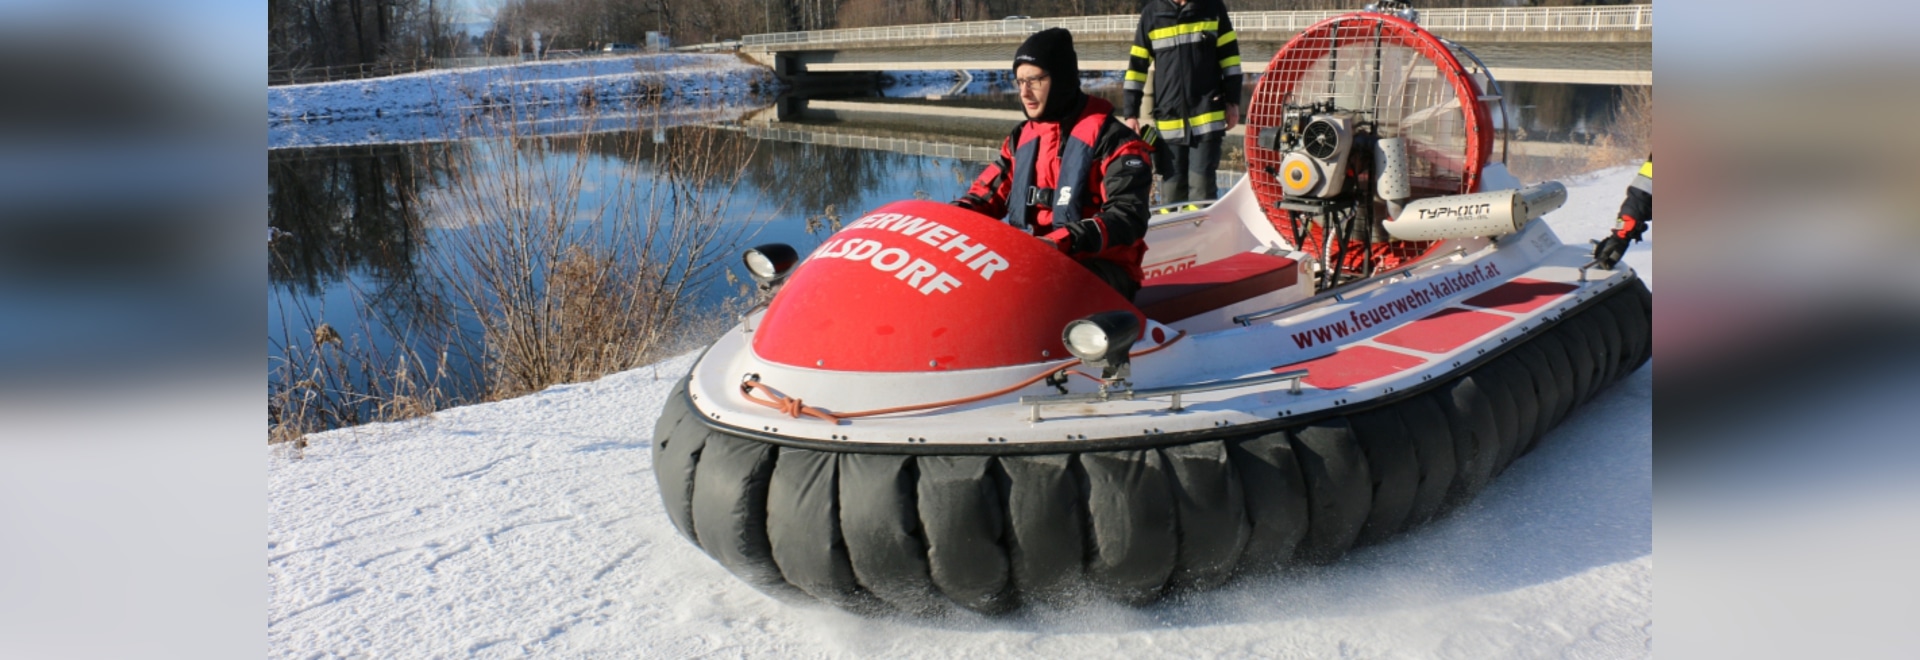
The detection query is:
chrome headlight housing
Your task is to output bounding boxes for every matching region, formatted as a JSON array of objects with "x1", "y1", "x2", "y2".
[
  {"x1": 1062, "y1": 310, "x2": 1141, "y2": 381},
  {"x1": 742, "y1": 243, "x2": 799, "y2": 286}
]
